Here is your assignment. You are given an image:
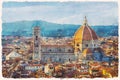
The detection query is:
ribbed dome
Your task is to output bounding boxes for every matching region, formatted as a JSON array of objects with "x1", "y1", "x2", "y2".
[{"x1": 74, "y1": 16, "x2": 98, "y2": 43}]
